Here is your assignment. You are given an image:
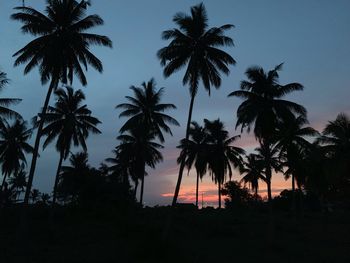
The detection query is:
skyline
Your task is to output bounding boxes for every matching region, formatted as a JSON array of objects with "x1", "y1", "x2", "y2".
[{"x1": 1, "y1": 0, "x2": 350, "y2": 206}]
